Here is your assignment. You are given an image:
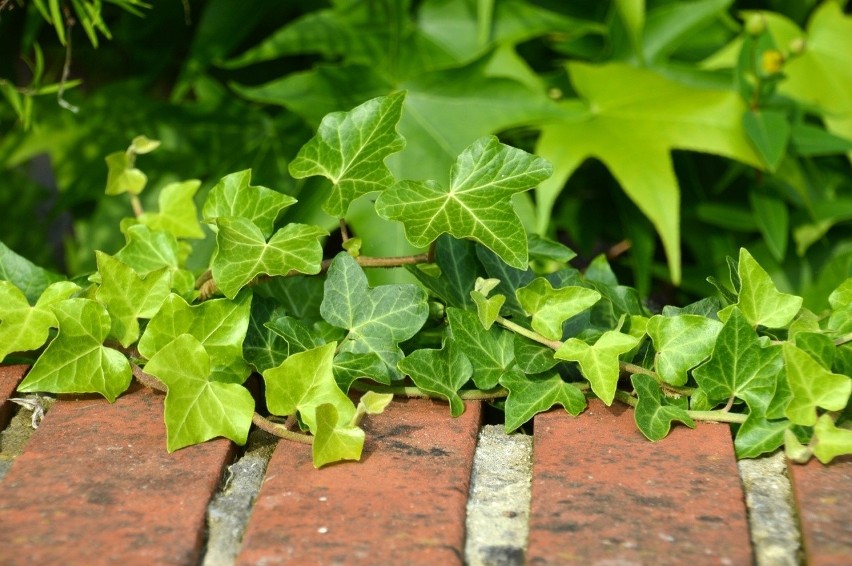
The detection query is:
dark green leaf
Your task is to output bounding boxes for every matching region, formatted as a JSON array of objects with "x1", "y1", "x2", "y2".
[
  {"x1": 399, "y1": 344, "x2": 473, "y2": 417},
  {"x1": 632, "y1": 374, "x2": 695, "y2": 441},
  {"x1": 500, "y1": 369, "x2": 586, "y2": 433},
  {"x1": 447, "y1": 307, "x2": 514, "y2": 390}
]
